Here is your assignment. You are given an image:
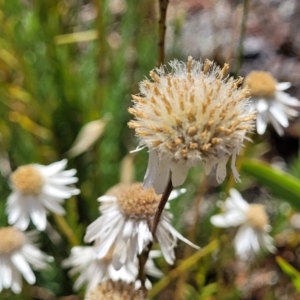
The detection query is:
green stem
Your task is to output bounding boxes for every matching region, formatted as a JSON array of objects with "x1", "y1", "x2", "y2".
[
  {"x1": 148, "y1": 240, "x2": 219, "y2": 298},
  {"x1": 53, "y1": 214, "x2": 80, "y2": 247}
]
